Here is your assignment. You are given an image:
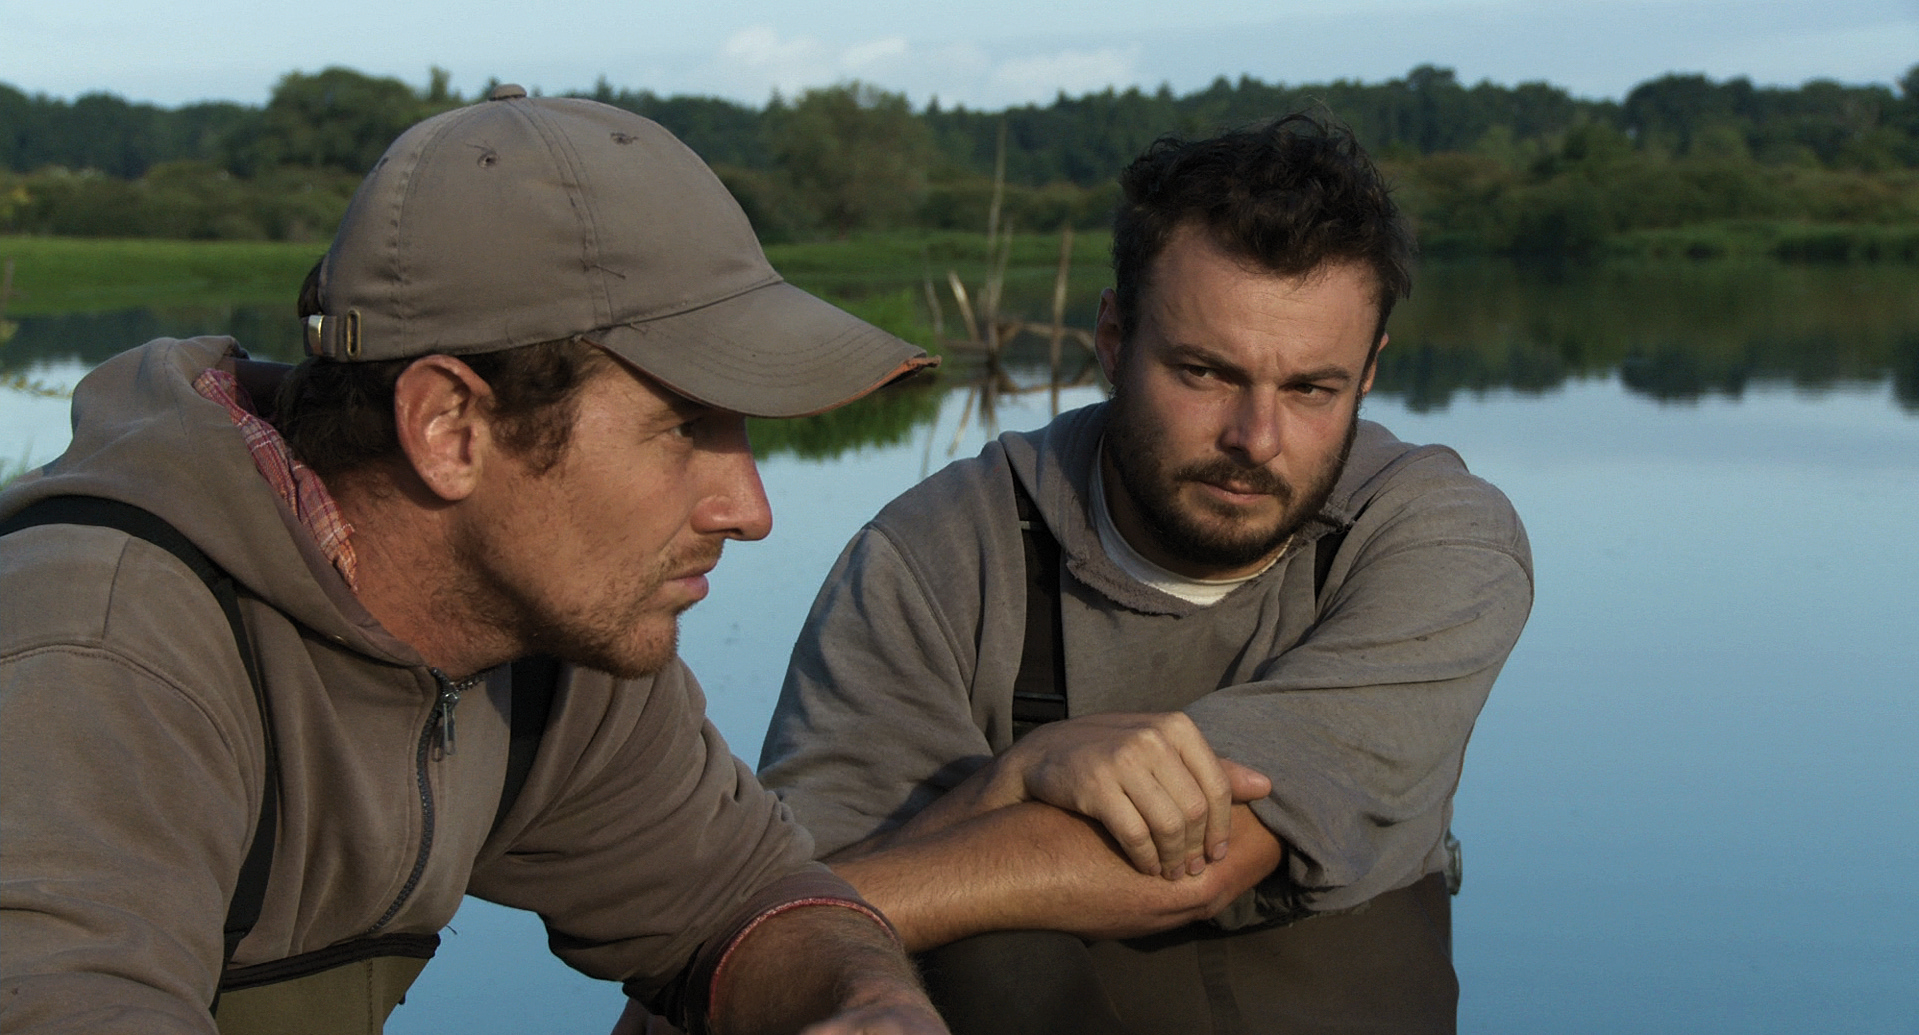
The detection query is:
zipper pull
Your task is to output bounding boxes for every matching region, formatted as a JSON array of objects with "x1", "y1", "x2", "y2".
[{"x1": 427, "y1": 669, "x2": 484, "y2": 757}]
